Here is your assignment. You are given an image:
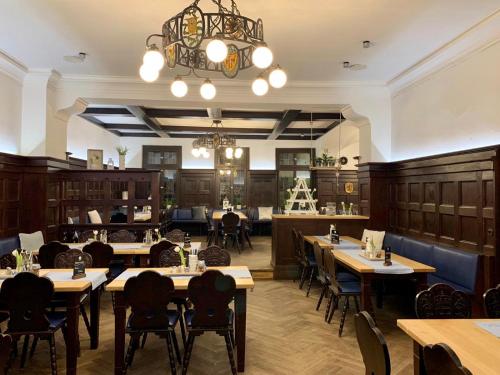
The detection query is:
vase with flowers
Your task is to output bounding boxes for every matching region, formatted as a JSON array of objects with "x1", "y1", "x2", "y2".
[{"x1": 116, "y1": 146, "x2": 128, "y2": 170}]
